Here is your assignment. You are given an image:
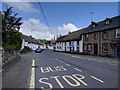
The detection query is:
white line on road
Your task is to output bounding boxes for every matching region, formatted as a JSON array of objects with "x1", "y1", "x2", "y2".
[
  {"x1": 74, "y1": 68, "x2": 82, "y2": 72},
  {"x1": 29, "y1": 59, "x2": 35, "y2": 89},
  {"x1": 56, "y1": 59, "x2": 58, "y2": 60},
  {"x1": 65, "y1": 63, "x2": 70, "y2": 66},
  {"x1": 108, "y1": 63, "x2": 117, "y2": 66},
  {"x1": 91, "y1": 76, "x2": 104, "y2": 83},
  {"x1": 60, "y1": 61, "x2": 63, "y2": 63}
]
